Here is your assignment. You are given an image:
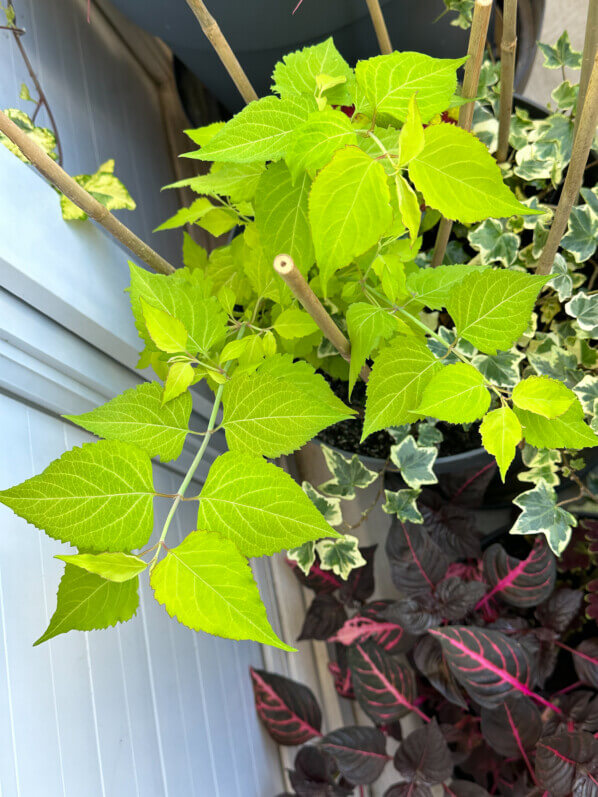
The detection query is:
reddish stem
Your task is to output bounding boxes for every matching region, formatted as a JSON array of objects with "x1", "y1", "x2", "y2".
[{"x1": 555, "y1": 640, "x2": 598, "y2": 668}]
